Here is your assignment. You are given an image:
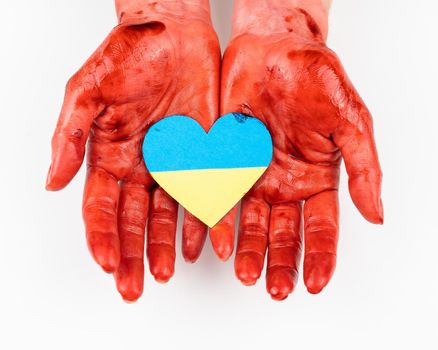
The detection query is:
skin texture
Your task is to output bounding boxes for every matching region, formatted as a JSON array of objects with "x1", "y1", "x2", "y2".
[
  {"x1": 46, "y1": 0, "x2": 224, "y2": 302},
  {"x1": 232, "y1": 0, "x2": 332, "y2": 42},
  {"x1": 222, "y1": 0, "x2": 383, "y2": 300}
]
